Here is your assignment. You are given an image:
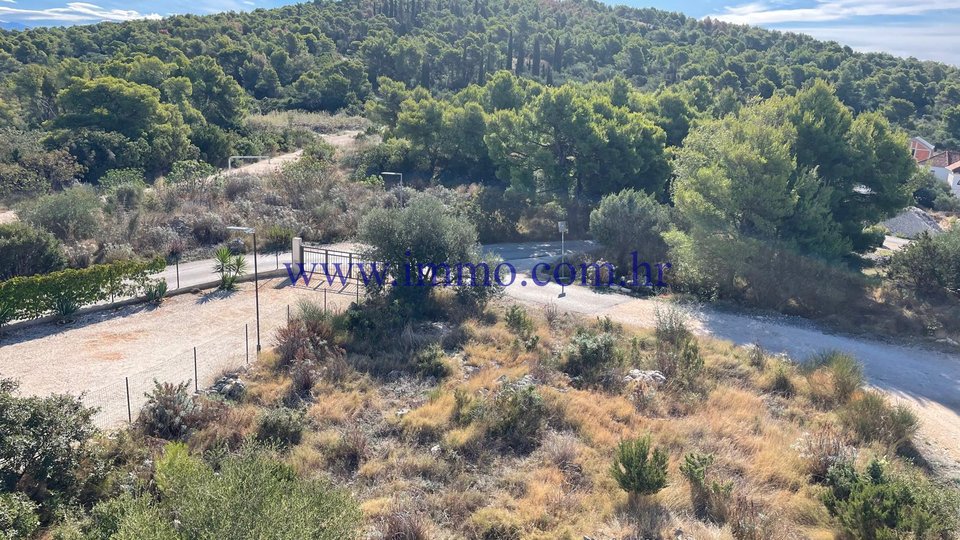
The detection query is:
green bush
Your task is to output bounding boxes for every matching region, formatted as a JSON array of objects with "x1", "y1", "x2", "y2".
[
  {"x1": 839, "y1": 391, "x2": 918, "y2": 452},
  {"x1": 0, "y1": 379, "x2": 98, "y2": 517},
  {"x1": 610, "y1": 434, "x2": 669, "y2": 498},
  {"x1": 0, "y1": 257, "x2": 165, "y2": 321},
  {"x1": 589, "y1": 188, "x2": 670, "y2": 277},
  {"x1": 151, "y1": 444, "x2": 360, "y2": 539},
  {"x1": 414, "y1": 343, "x2": 451, "y2": 379},
  {"x1": 0, "y1": 492, "x2": 40, "y2": 539},
  {"x1": 0, "y1": 222, "x2": 67, "y2": 280},
  {"x1": 563, "y1": 329, "x2": 619, "y2": 384},
  {"x1": 97, "y1": 168, "x2": 146, "y2": 192},
  {"x1": 256, "y1": 407, "x2": 305, "y2": 448},
  {"x1": 824, "y1": 459, "x2": 960, "y2": 538},
  {"x1": 137, "y1": 380, "x2": 203, "y2": 441},
  {"x1": 359, "y1": 192, "x2": 481, "y2": 306},
  {"x1": 888, "y1": 229, "x2": 960, "y2": 296},
  {"x1": 487, "y1": 385, "x2": 546, "y2": 453},
  {"x1": 679, "y1": 452, "x2": 734, "y2": 523},
  {"x1": 504, "y1": 305, "x2": 539, "y2": 351},
  {"x1": 20, "y1": 185, "x2": 103, "y2": 242},
  {"x1": 145, "y1": 279, "x2": 168, "y2": 303}
]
